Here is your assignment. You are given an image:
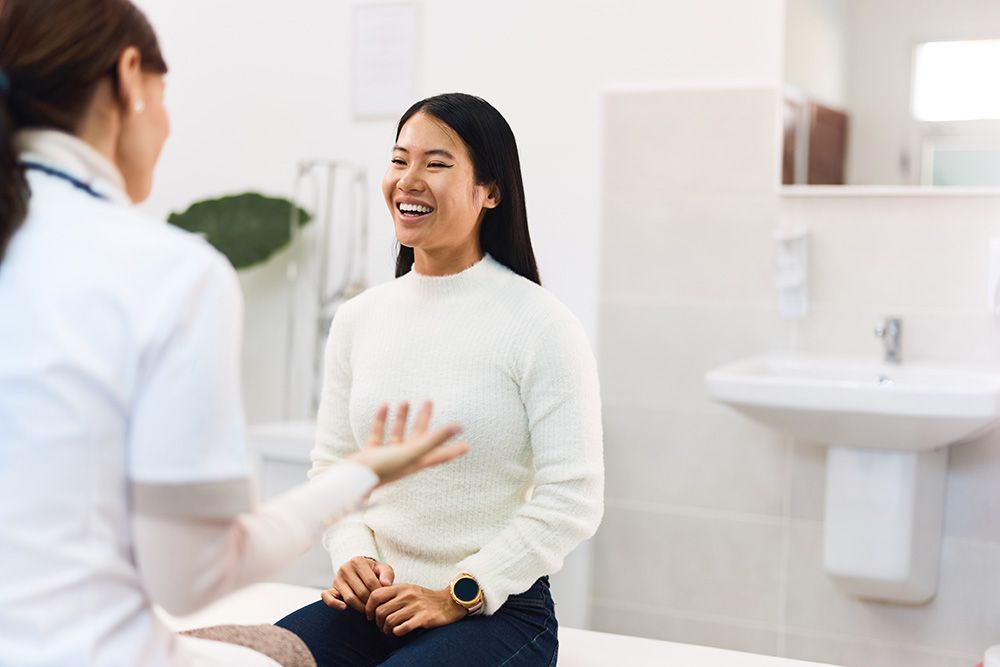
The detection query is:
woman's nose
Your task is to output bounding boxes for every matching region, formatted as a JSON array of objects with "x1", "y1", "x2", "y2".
[{"x1": 397, "y1": 168, "x2": 423, "y2": 192}]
